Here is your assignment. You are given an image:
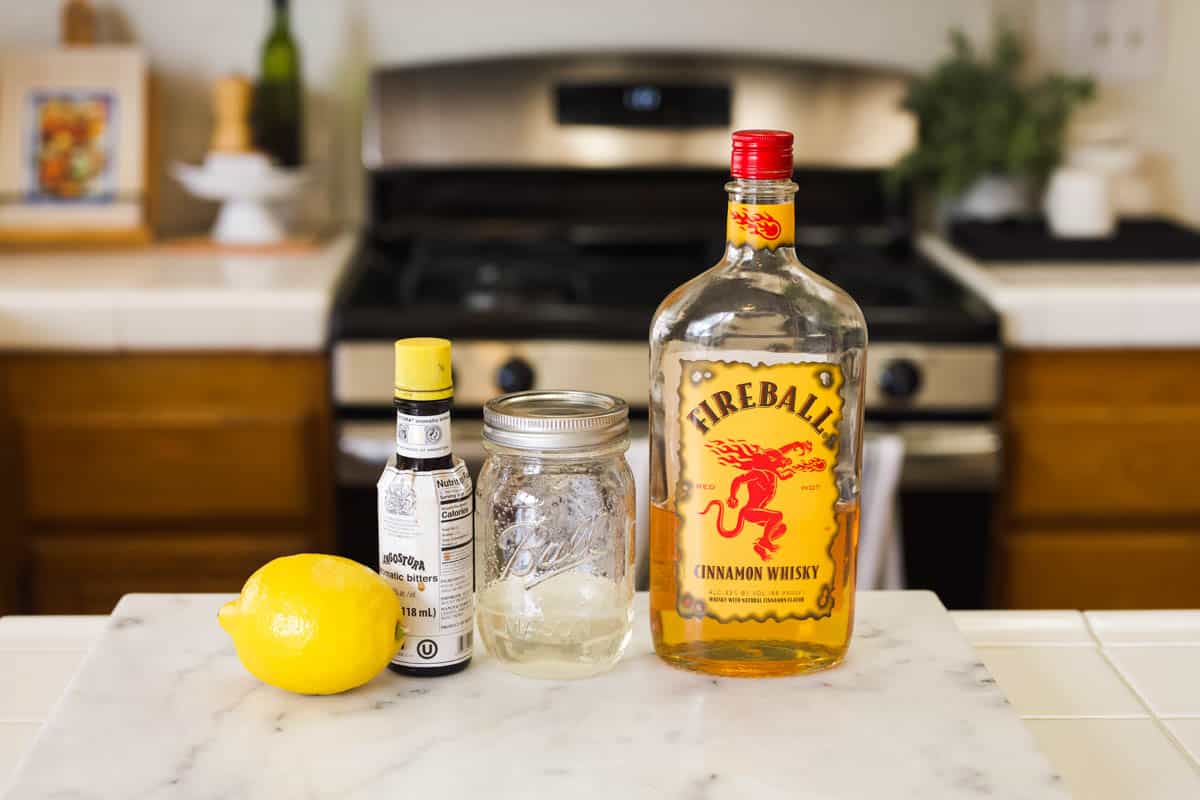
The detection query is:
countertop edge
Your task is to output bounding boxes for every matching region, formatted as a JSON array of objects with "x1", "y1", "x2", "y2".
[
  {"x1": 0, "y1": 233, "x2": 358, "y2": 353},
  {"x1": 919, "y1": 234, "x2": 1200, "y2": 350}
]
